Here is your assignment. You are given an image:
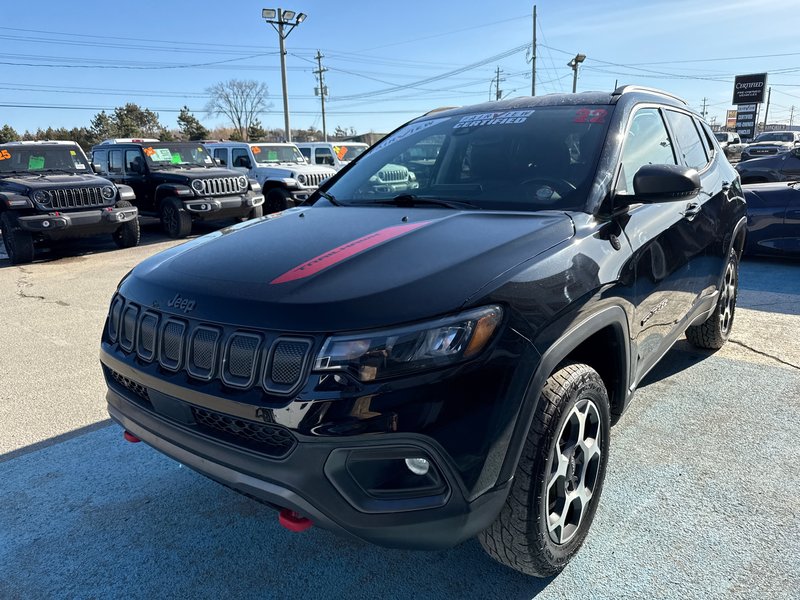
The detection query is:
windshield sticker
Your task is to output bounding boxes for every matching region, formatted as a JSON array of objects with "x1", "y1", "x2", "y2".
[
  {"x1": 333, "y1": 146, "x2": 348, "y2": 160},
  {"x1": 271, "y1": 220, "x2": 434, "y2": 285},
  {"x1": 373, "y1": 117, "x2": 451, "y2": 152},
  {"x1": 204, "y1": 156, "x2": 213, "y2": 164},
  {"x1": 170, "y1": 153, "x2": 182, "y2": 164},
  {"x1": 152, "y1": 148, "x2": 172, "y2": 161},
  {"x1": 267, "y1": 151, "x2": 278, "y2": 161},
  {"x1": 453, "y1": 110, "x2": 534, "y2": 129},
  {"x1": 0, "y1": 149, "x2": 10, "y2": 161},
  {"x1": 69, "y1": 150, "x2": 77, "y2": 156},
  {"x1": 574, "y1": 108, "x2": 608, "y2": 124},
  {"x1": 74, "y1": 163, "x2": 86, "y2": 169},
  {"x1": 252, "y1": 146, "x2": 262, "y2": 154},
  {"x1": 28, "y1": 156, "x2": 45, "y2": 170},
  {"x1": 143, "y1": 147, "x2": 156, "y2": 157}
]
